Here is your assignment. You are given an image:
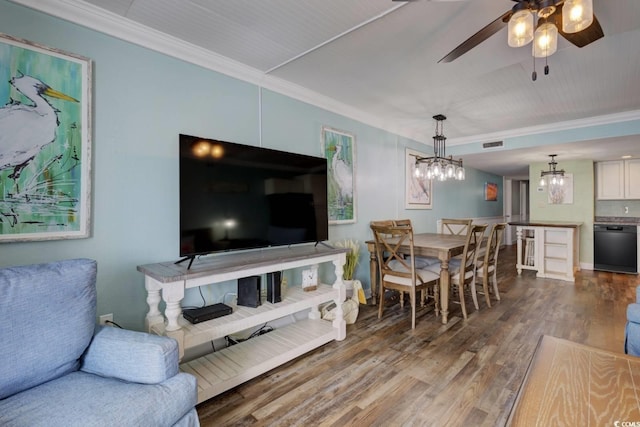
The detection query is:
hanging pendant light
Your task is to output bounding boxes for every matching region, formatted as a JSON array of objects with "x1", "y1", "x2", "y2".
[
  {"x1": 412, "y1": 115, "x2": 465, "y2": 183},
  {"x1": 539, "y1": 154, "x2": 565, "y2": 186},
  {"x1": 562, "y1": 0, "x2": 594, "y2": 34}
]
